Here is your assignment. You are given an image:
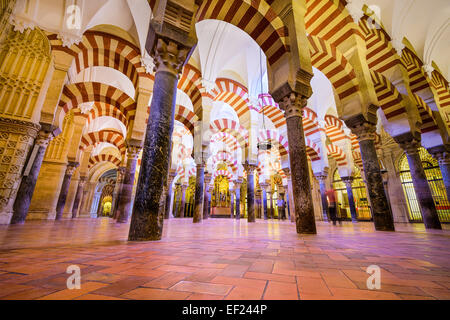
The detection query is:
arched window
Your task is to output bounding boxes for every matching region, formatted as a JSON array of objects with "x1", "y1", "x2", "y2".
[
  {"x1": 332, "y1": 166, "x2": 371, "y2": 220},
  {"x1": 398, "y1": 147, "x2": 450, "y2": 222}
]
